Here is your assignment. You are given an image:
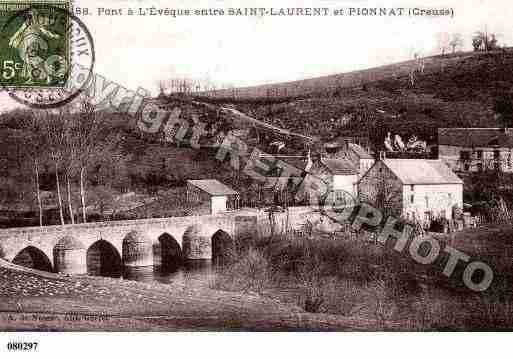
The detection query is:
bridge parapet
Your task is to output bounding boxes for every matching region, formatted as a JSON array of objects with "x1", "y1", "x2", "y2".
[{"x1": 0, "y1": 207, "x2": 318, "y2": 274}]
